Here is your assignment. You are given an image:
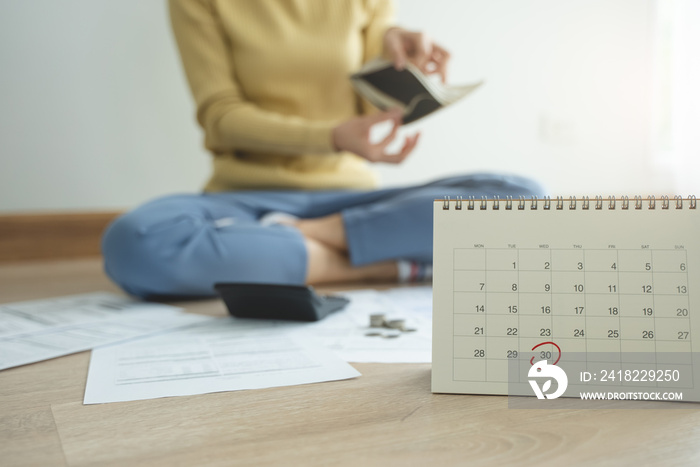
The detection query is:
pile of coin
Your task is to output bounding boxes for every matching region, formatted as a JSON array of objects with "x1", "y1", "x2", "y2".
[
  {"x1": 365, "y1": 313, "x2": 416, "y2": 338},
  {"x1": 369, "y1": 313, "x2": 386, "y2": 328}
]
